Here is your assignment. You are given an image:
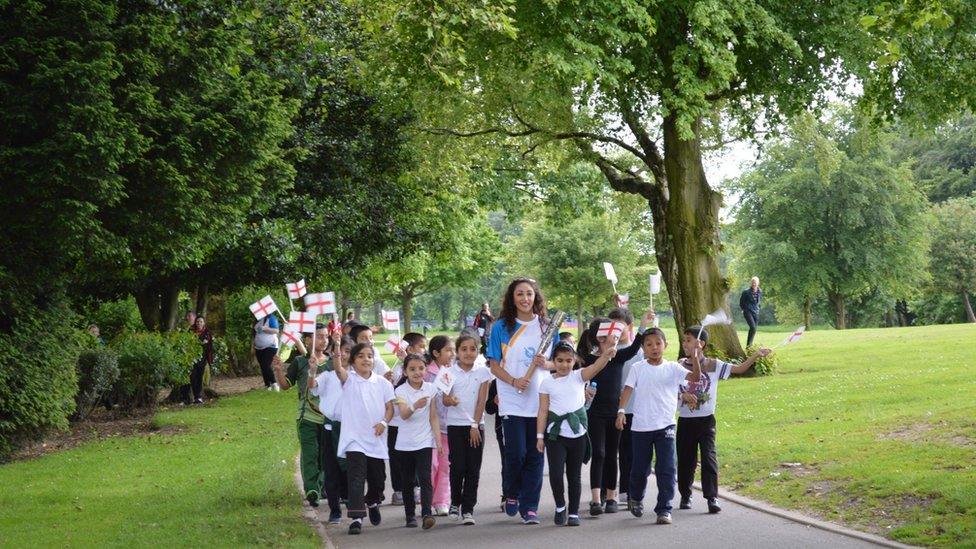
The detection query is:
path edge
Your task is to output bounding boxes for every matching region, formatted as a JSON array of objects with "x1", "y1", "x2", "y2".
[{"x1": 294, "y1": 454, "x2": 336, "y2": 549}]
